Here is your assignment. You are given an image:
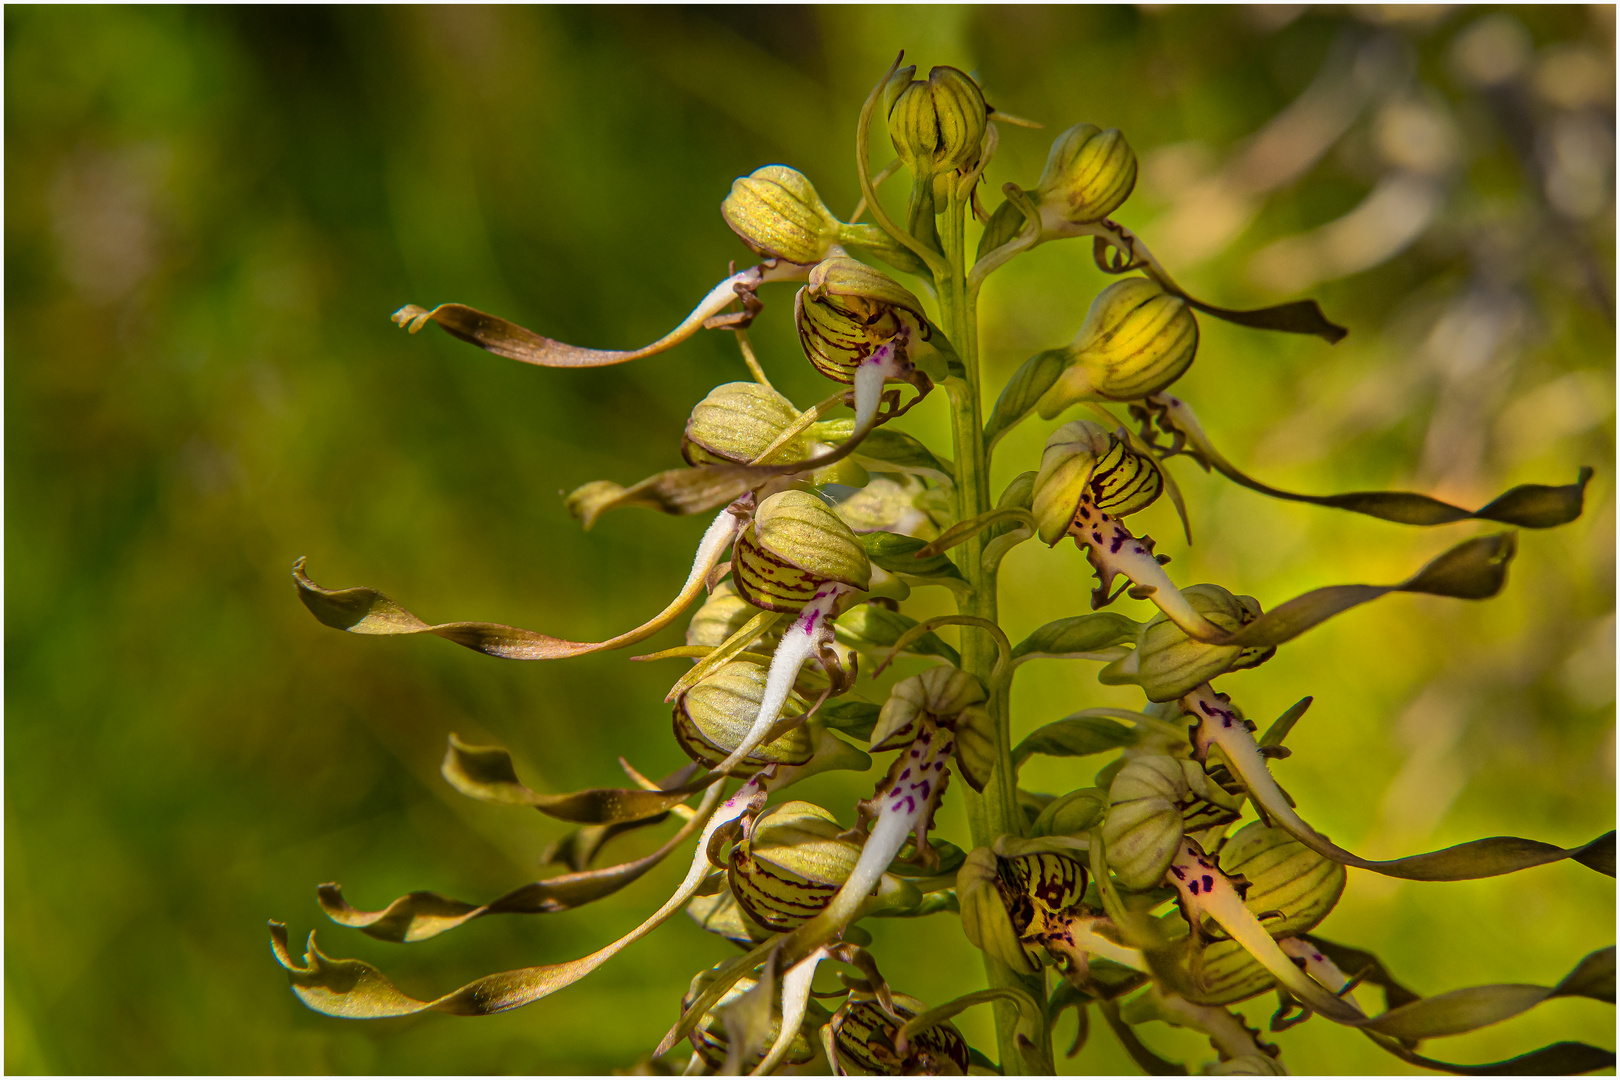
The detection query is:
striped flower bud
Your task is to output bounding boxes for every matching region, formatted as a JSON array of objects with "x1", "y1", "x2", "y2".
[
  {"x1": 1034, "y1": 123, "x2": 1138, "y2": 226},
  {"x1": 733, "y1": 490, "x2": 871, "y2": 613},
  {"x1": 683, "y1": 967, "x2": 824, "y2": 1070},
  {"x1": 673, "y1": 660, "x2": 815, "y2": 768},
  {"x1": 832, "y1": 994, "x2": 972, "y2": 1076},
  {"x1": 1185, "y1": 935, "x2": 1276, "y2": 1007},
  {"x1": 727, "y1": 801, "x2": 861, "y2": 932},
  {"x1": 1218, "y1": 822, "x2": 1345, "y2": 939},
  {"x1": 682, "y1": 381, "x2": 807, "y2": 467},
  {"x1": 1031, "y1": 420, "x2": 1164, "y2": 545},
  {"x1": 1101, "y1": 585, "x2": 1275, "y2": 703},
  {"x1": 682, "y1": 381, "x2": 867, "y2": 487},
  {"x1": 1102, "y1": 756, "x2": 1242, "y2": 889},
  {"x1": 795, "y1": 257, "x2": 930, "y2": 384},
  {"x1": 721, "y1": 165, "x2": 843, "y2": 266},
  {"x1": 884, "y1": 65, "x2": 988, "y2": 181},
  {"x1": 686, "y1": 580, "x2": 783, "y2": 651},
  {"x1": 1036, "y1": 277, "x2": 1199, "y2": 410}
]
